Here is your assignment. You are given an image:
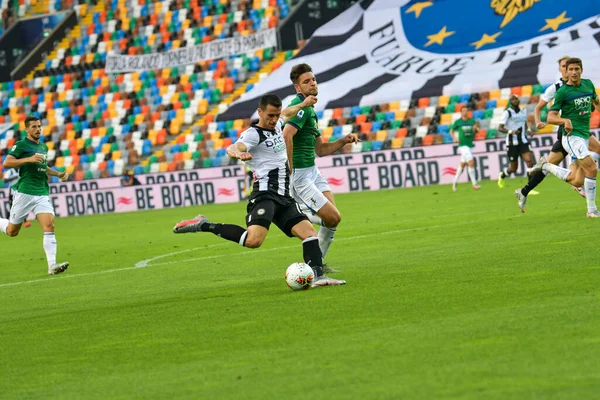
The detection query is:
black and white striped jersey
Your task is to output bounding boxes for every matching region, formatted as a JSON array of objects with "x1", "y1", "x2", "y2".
[
  {"x1": 503, "y1": 107, "x2": 529, "y2": 146},
  {"x1": 541, "y1": 79, "x2": 565, "y2": 103},
  {"x1": 238, "y1": 118, "x2": 291, "y2": 198}
]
